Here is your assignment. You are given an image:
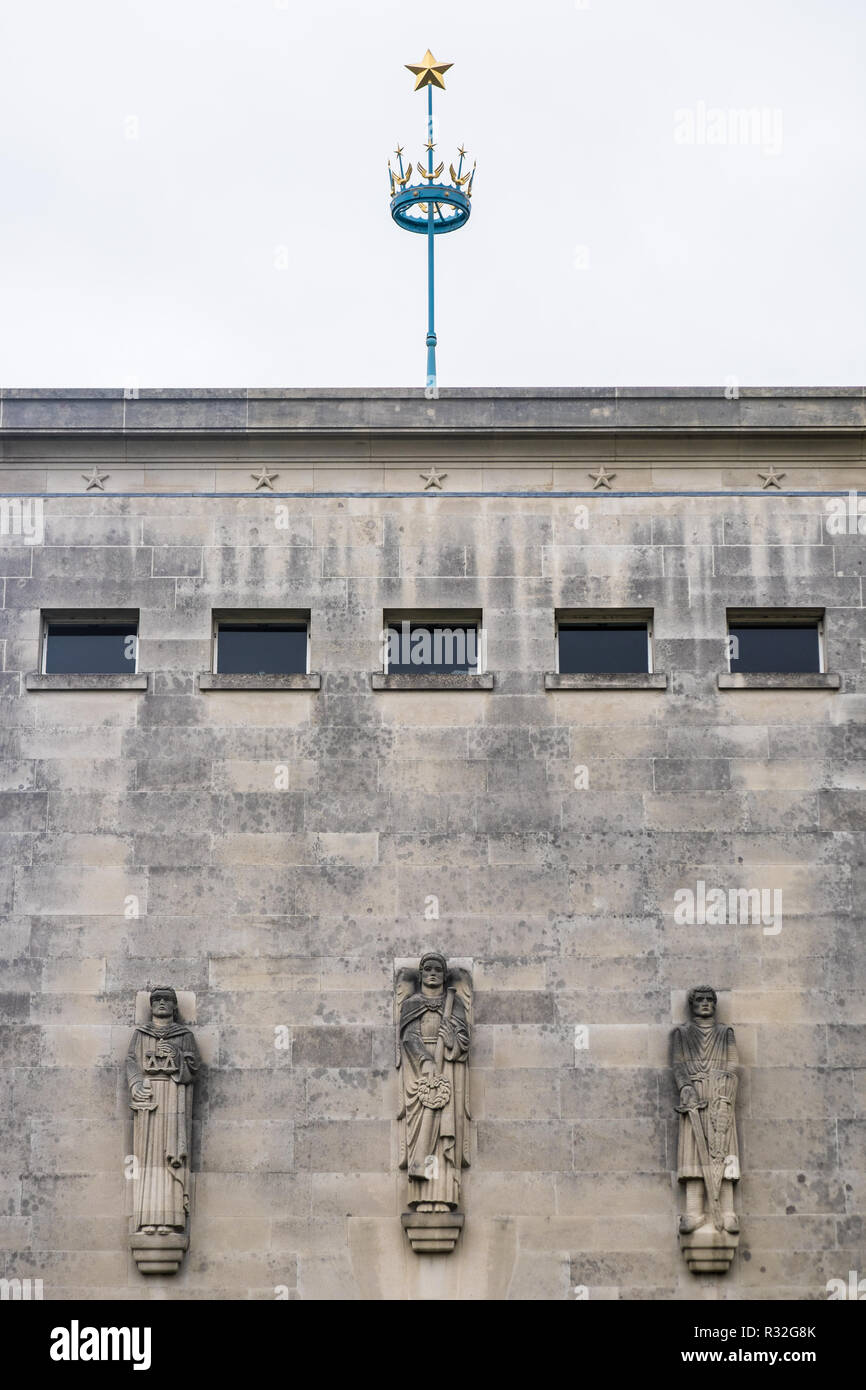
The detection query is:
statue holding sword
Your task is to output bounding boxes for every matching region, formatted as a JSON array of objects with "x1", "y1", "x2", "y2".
[{"x1": 672, "y1": 985, "x2": 740, "y2": 1238}]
